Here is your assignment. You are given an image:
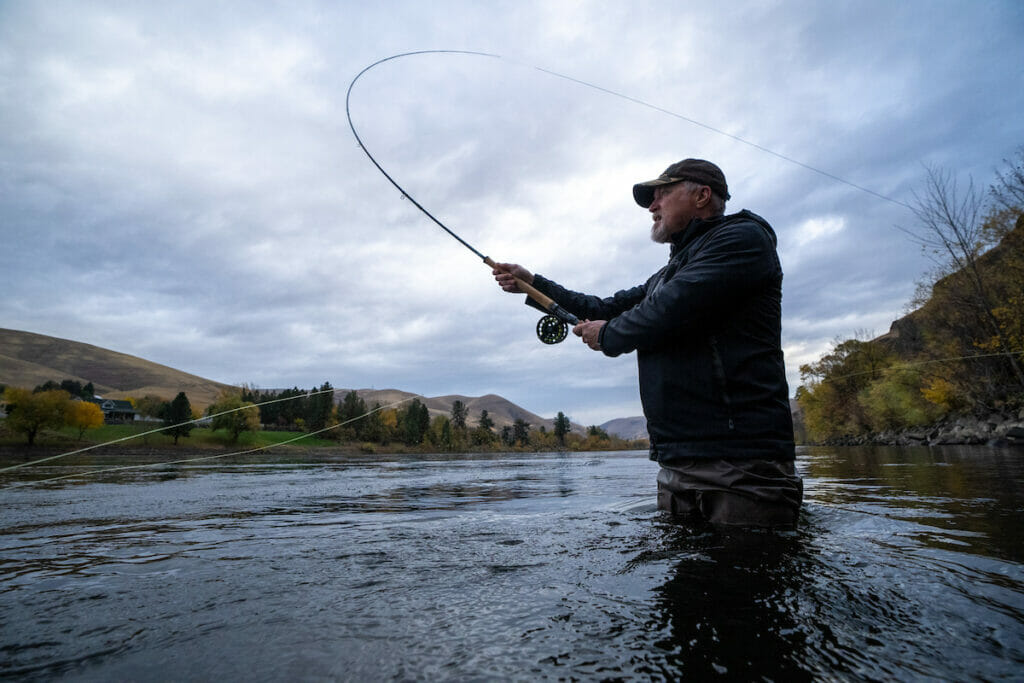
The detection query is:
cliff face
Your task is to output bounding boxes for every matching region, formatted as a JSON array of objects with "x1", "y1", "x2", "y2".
[{"x1": 872, "y1": 214, "x2": 1024, "y2": 359}]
